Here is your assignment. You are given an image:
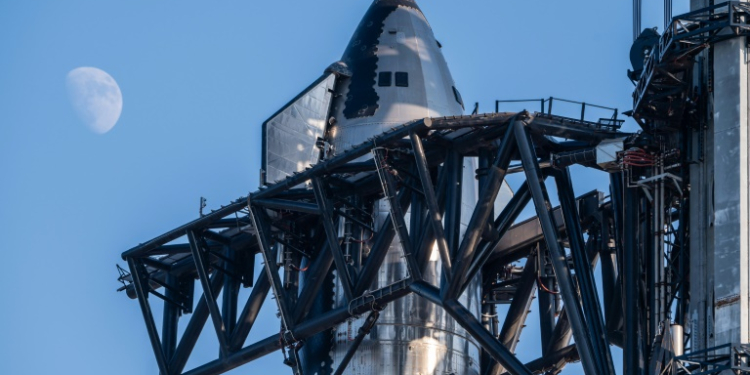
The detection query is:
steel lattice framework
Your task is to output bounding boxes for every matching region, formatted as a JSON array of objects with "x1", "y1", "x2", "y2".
[
  {"x1": 118, "y1": 109, "x2": 653, "y2": 375},
  {"x1": 119, "y1": 3, "x2": 750, "y2": 373}
]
